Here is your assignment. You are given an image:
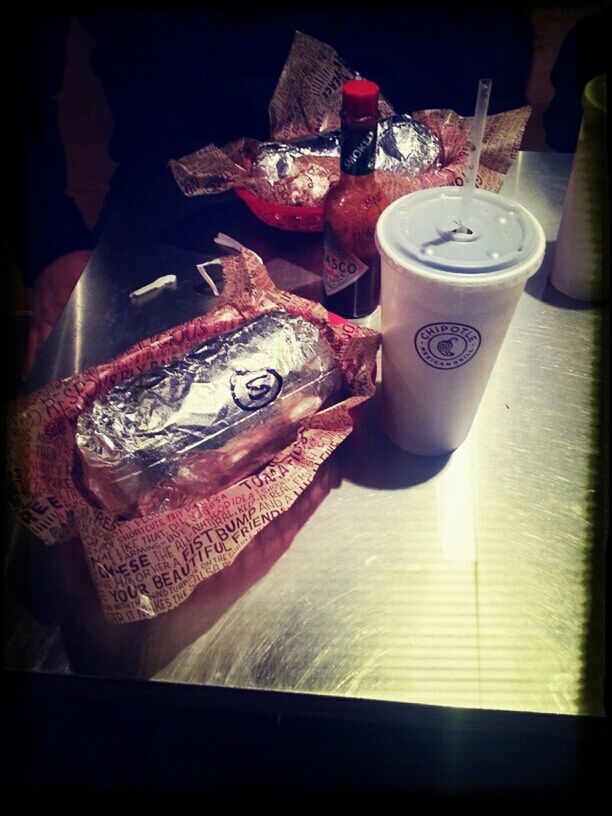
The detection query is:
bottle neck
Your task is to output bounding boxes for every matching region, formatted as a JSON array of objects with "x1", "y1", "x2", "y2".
[{"x1": 340, "y1": 115, "x2": 378, "y2": 178}]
